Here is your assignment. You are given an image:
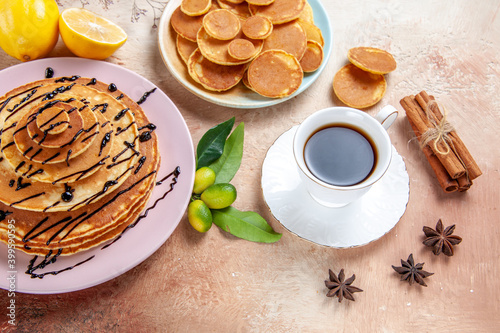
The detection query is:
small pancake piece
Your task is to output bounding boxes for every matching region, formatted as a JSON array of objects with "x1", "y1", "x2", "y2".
[
  {"x1": 241, "y1": 70, "x2": 255, "y2": 91},
  {"x1": 203, "y1": 9, "x2": 241, "y2": 40},
  {"x1": 299, "y1": 40, "x2": 323, "y2": 72},
  {"x1": 188, "y1": 48, "x2": 246, "y2": 91},
  {"x1": 181, "y1": 0, "x2": 212, "y2": 16},
  {"x1": 217, "y1": 0, "x2": 251, "y2": 18},
  {"x1": 225, "y1": 0, "x2": 245, "y2": 3},
  {"x1": 228, "y1": 39, "x2": 257, "y2": 60},
  {"x1": 248, "y1": 0, "x2": 305, "y2": 24},
  {"x1": 262, "y1": 20, "x2": 307, "y2": 60},
  {"x1": 171, "y1": 6, "x2": 205, "y2": 42},
  {"x1": 248, "y1": 49, "x2": 303, "y2": 98},
  {"x1": 298, "y1": 19, "x2": 324, "y2": 47},
  {"x1": 176, "y1": 34, "x2": 198, "y2": 64},
  {"x1": 299, "y1": 1, "x2": 314, "y2": 23},
  {"x1": 246, "y1": 0, "x2": 275, "y2": 5},
  {"x1": 242, "y1": 15, "x2": 273, "y2": 39},
  {"x1": 197, "y1": 27, "x2": 263, "y2": 65},
  {"x1": 333, "y1": 63, "x2": 387, "y2": 108},
  {"x1": 348, "y1": 47, "x2": 397, "y2": 74}
]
